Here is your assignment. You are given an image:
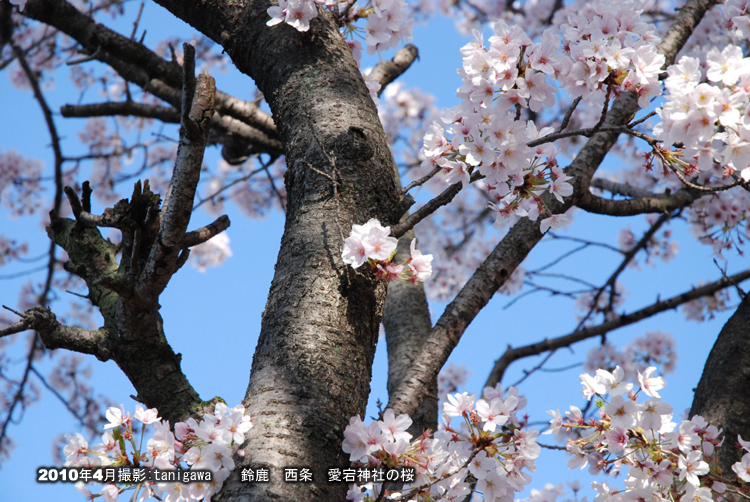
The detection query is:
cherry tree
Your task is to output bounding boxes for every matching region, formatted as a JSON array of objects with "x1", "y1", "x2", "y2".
[{"x1": 1, "y1": 0, "x2": 750, "y2": 500}]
